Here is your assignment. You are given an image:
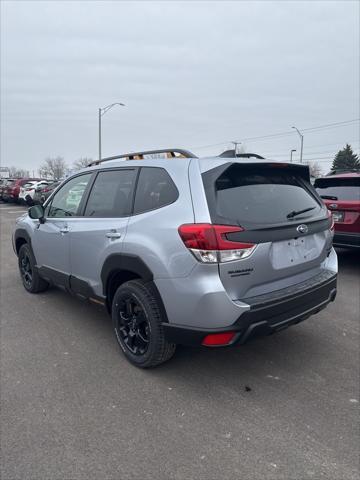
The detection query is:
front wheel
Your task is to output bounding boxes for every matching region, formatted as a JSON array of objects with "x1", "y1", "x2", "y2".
[
  {"x1": 18, "y1": 244, "x2": 49, "y2": 293},
  {"x1": 112, "y1": 280, "x2": 176, "y2": 368}
]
